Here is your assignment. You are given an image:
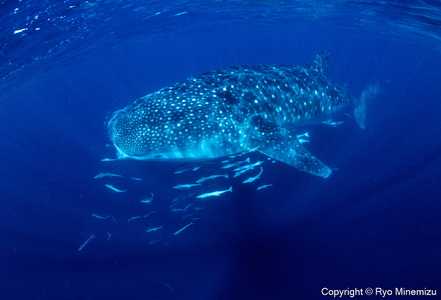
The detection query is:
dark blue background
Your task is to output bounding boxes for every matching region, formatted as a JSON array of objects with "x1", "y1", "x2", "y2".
[{"x1": 1, "y1": 3, "x2": 440, "y2": 299}]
